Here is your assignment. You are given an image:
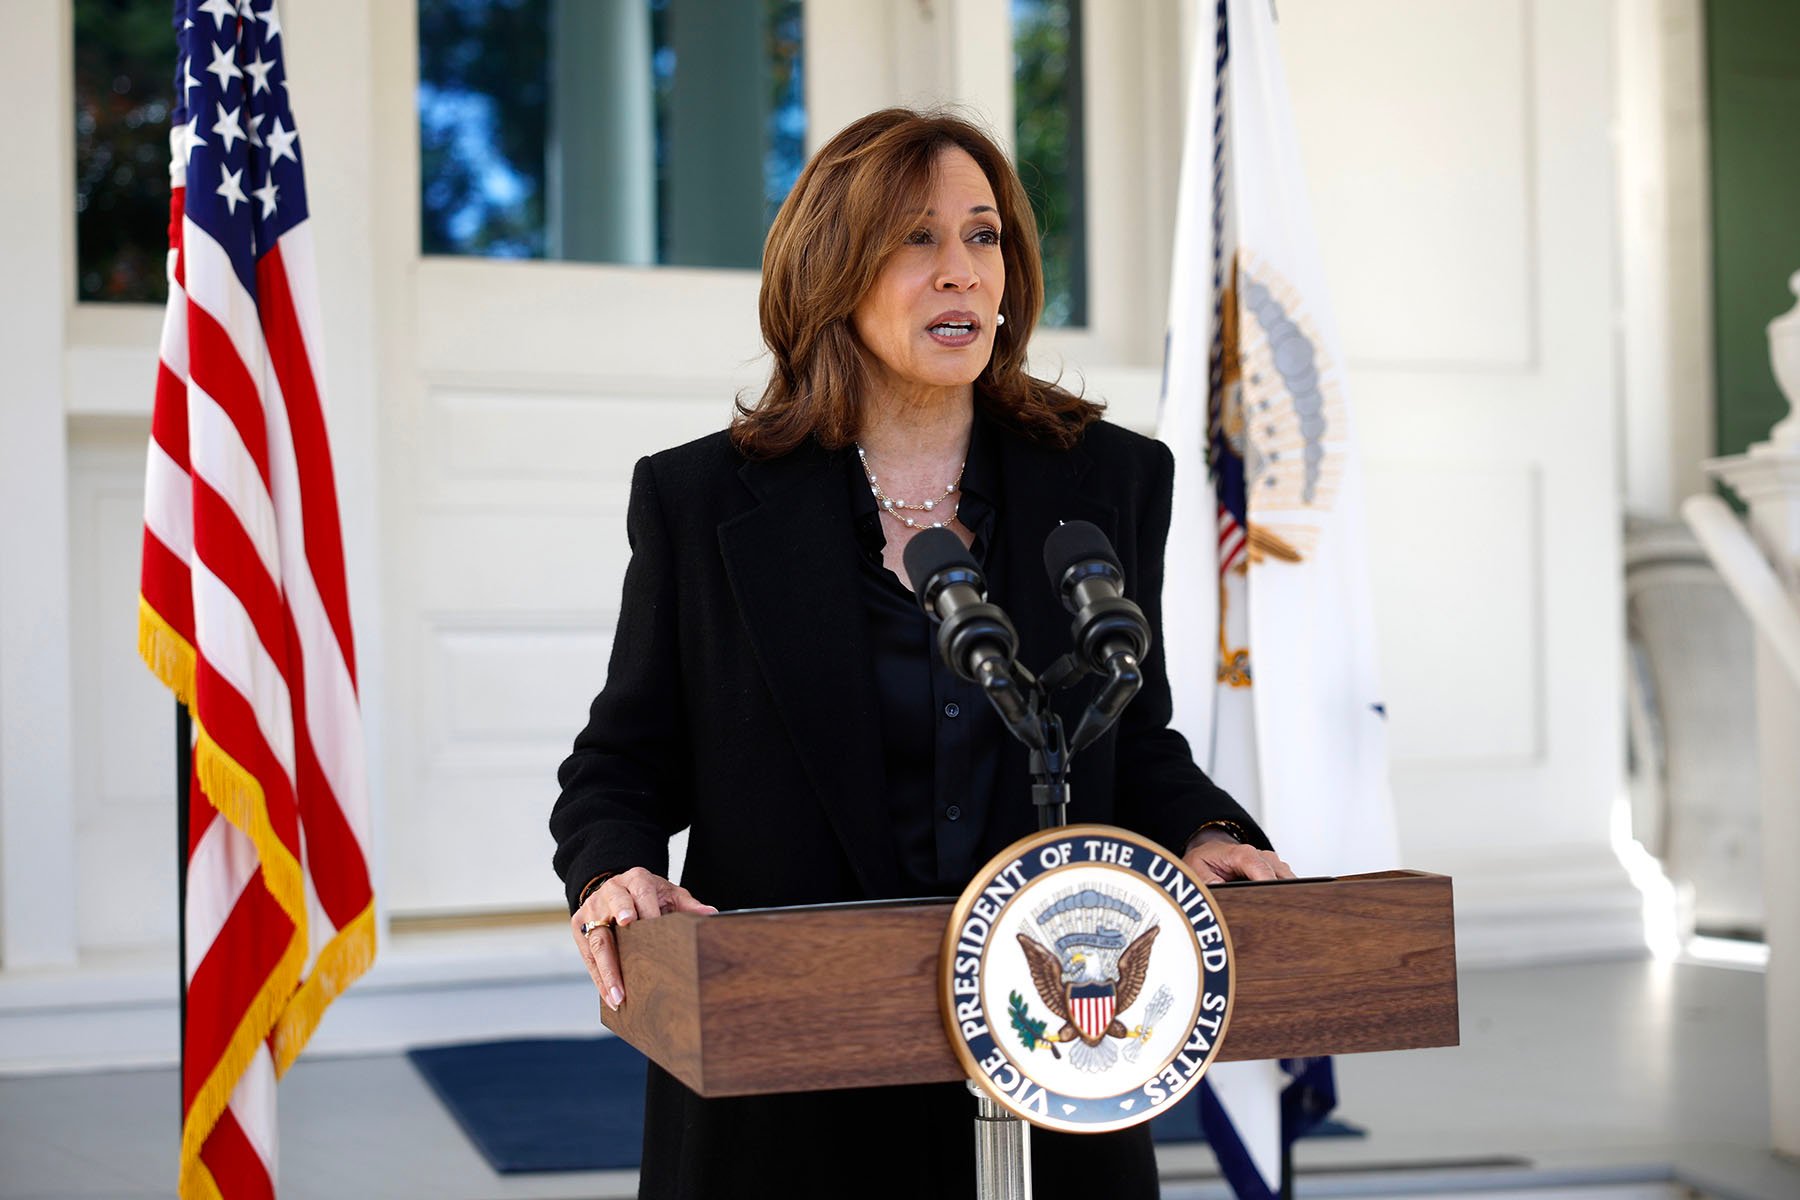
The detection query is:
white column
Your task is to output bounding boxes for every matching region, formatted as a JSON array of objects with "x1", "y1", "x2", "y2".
[
  {"x1": 1616, "y1": 0, "x2": 1715, "y2": 519},
  {"x1": 803, "y1": 0, "x2": 1014, "y2": 155},
  {"x1": 664, "y1": 0, "x2": 770, "y2": 268},
  {"x1": 0, "y1": 0, "x2": 79, "y2": 968},
  {"x1": 804, "y1": 0, "x2": 901, "y2": 150},
  {"x1": 1697, "y1": 270, "x2": 1800, "y2": 1159},
  {"x1": 1755, "y1": 653, "x2": 1800, "y2": 1160},
  {"x1": 941, "y1": 0, "x2": 1015, "y2": 153},
  {"x1": 548, "y1": 0, "x2": 656, "y2": 265}
]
